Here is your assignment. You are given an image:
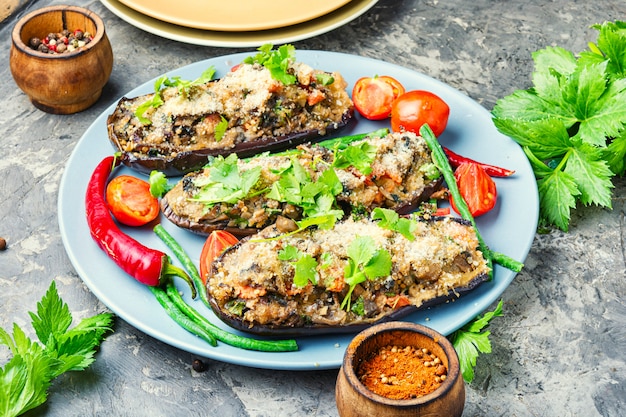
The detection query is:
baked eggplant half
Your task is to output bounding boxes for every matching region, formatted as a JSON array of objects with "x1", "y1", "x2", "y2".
[
  {"x1": 207, "y1": 215, "x2": 491, "y2": 336},
  {"x1": 160, "y1": 130, "x2": 443, "y2": 236},
  {"x1": 107, "y1": 56, "x2": 354, "y2": 175}
]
